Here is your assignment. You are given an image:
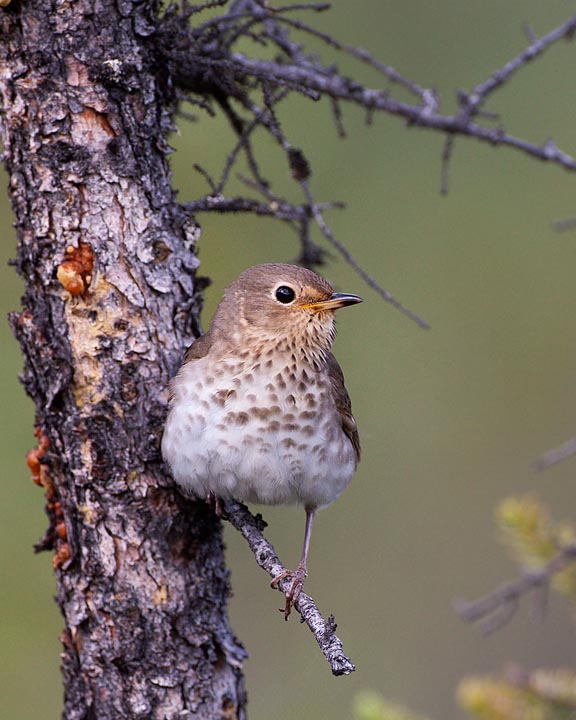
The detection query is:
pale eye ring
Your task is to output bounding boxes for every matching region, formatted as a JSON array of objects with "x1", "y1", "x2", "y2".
[{"x1": 274, "y1": 285, "x2": 296, "y2": 304}]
